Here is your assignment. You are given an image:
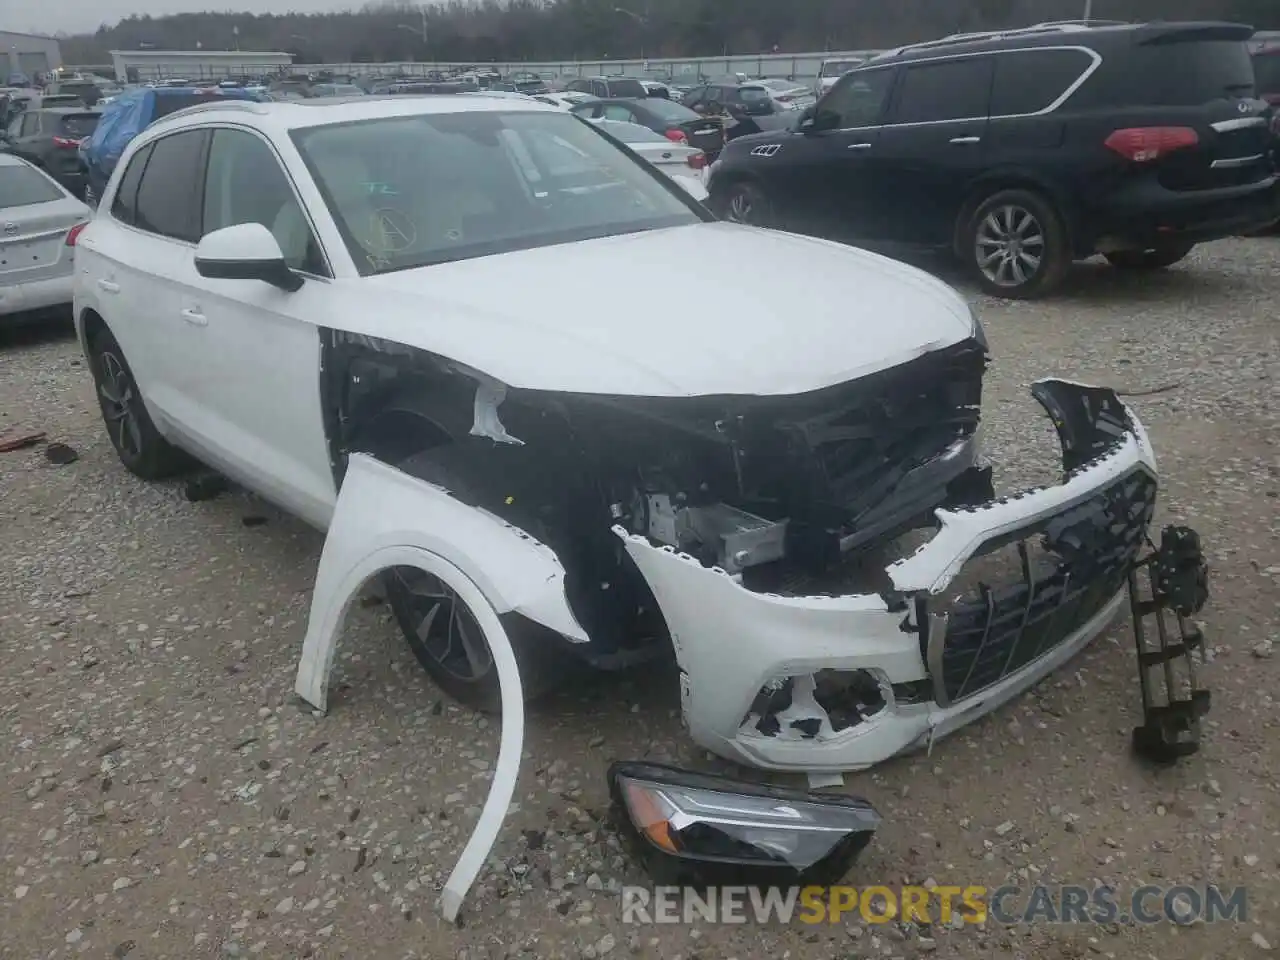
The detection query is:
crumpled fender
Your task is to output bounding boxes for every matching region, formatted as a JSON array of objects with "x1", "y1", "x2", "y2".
[
  {"x1": 295, "y1": 453, "x2": 586, "y2": 712},
  {"x1": 292, "y1": 452, "x2": 586, "y2": 922}
]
